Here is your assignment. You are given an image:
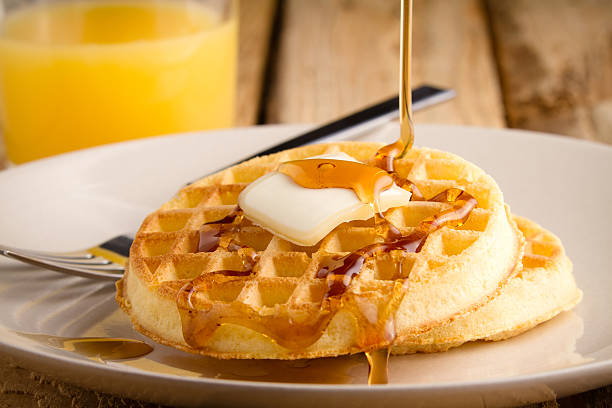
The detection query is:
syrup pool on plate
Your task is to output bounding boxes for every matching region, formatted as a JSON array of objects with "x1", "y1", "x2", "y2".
[
  {"x1": 15, "y1": 332, "x2": 153, "y2": 363},
  {"x1": 0, "y1": 0, "x2": 237, "y2": 164}
]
